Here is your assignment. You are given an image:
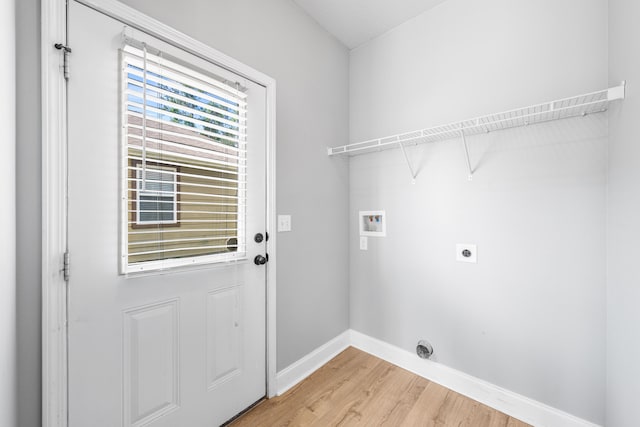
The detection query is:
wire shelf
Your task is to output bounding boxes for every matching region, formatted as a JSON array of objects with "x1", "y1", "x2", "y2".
[{"x1": 328, "y1": 83, "x2": 626, "y2": 157}]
